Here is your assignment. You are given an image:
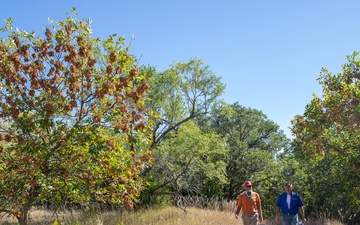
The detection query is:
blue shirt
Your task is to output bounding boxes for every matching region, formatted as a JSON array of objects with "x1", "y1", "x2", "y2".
[{"x1": 276, "y1": 192, "x2": 304, "y2": 215}]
